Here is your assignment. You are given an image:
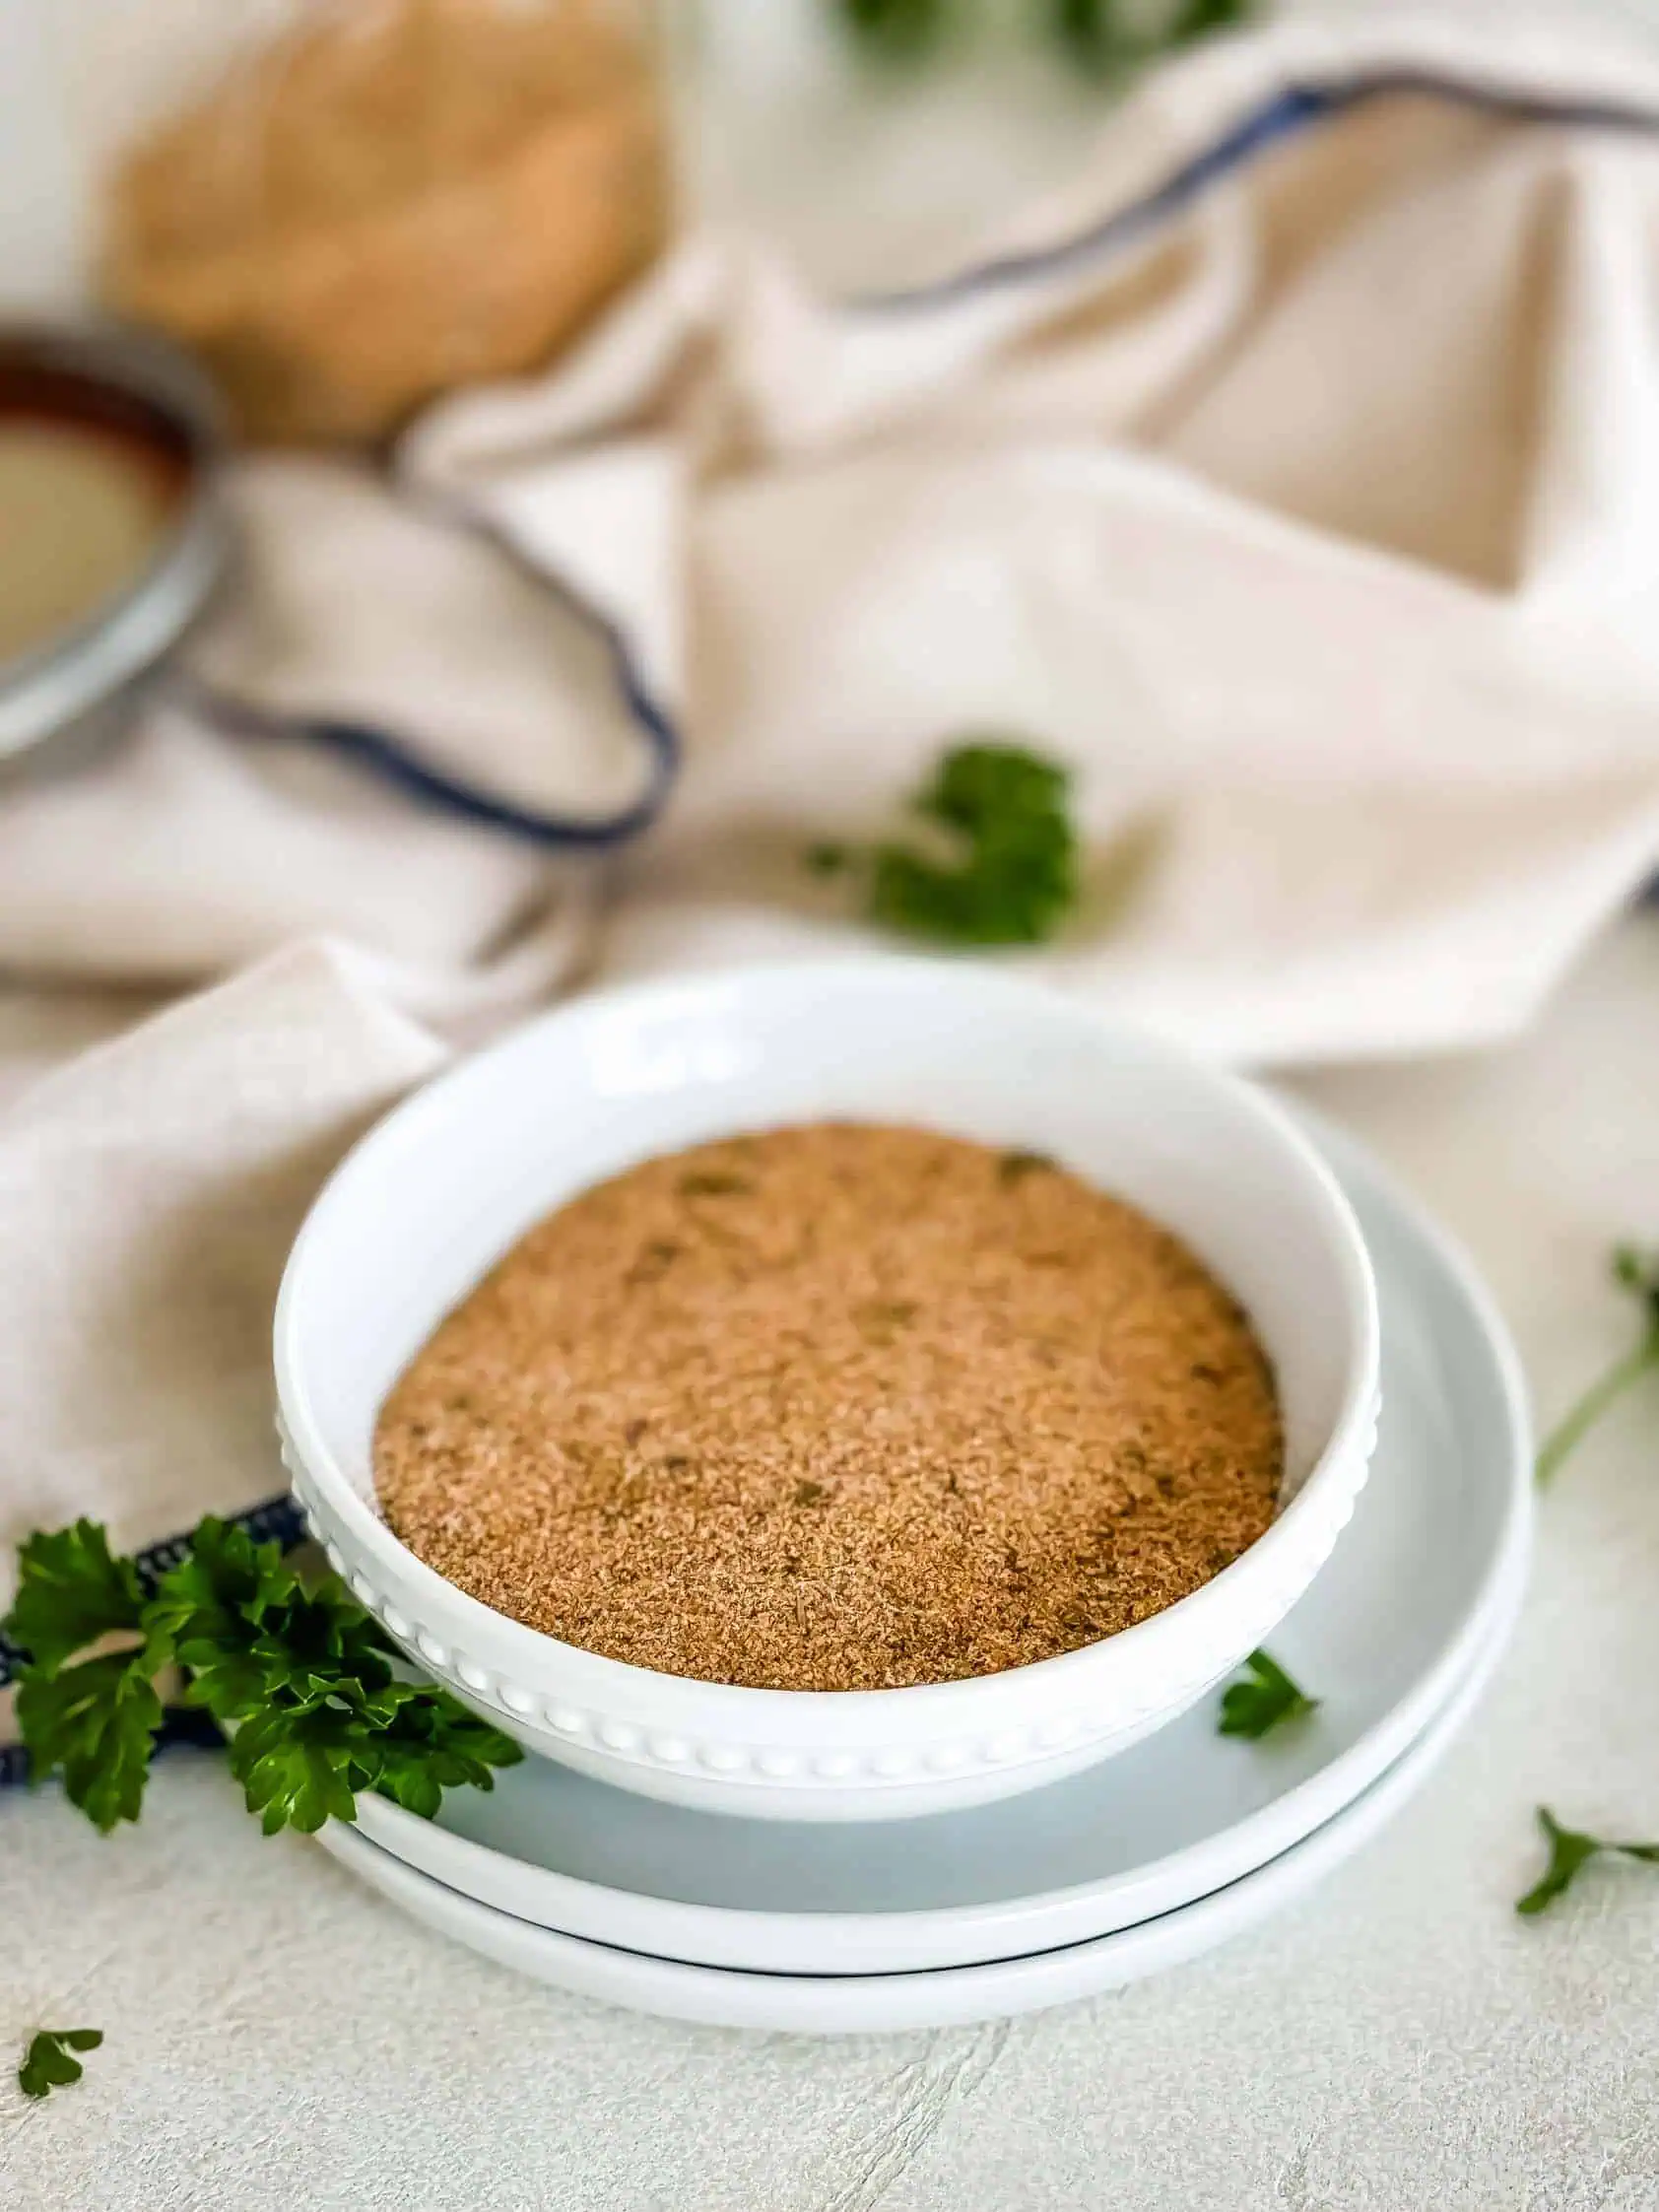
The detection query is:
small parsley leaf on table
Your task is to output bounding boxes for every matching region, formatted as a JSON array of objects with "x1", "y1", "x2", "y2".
[
  {"x1": 1536, "y1": 1244, "x2": 1659, "y2": 1484},
  {"x1": 1218, "y1": 1649, "x2": 1318, "y2": 1740},
  {"x1": 18, "y1": 2029, "x2": 102, "y2": 2101},
  {"x1": 1515, "y1": 1806, "x2": 1659, "y2": 1916}
]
